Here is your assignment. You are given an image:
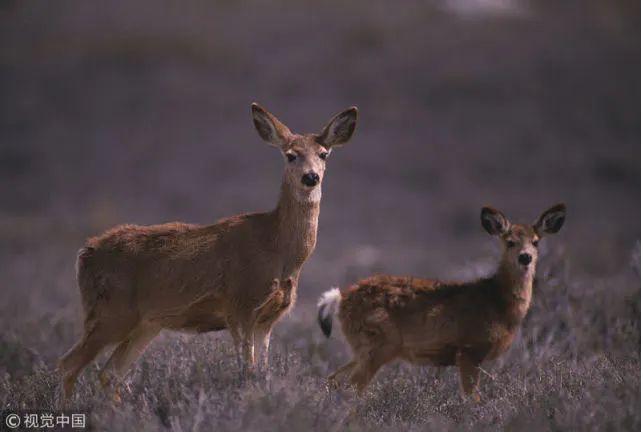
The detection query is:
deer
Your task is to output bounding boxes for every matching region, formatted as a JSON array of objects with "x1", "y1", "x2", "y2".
[
  {"x1": 317, "y1": 204, "x2": 566, "y2": 401},
  {"x1": 58, "y1": 103, "x2": 358, "y2": 401}
]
